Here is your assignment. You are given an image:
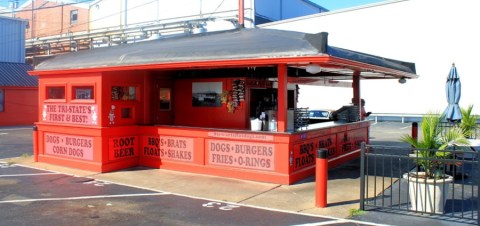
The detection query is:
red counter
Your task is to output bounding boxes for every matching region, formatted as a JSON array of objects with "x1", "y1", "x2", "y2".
[{"x1": 34, "y1": 121, "x2": 369, "y2": 185}]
